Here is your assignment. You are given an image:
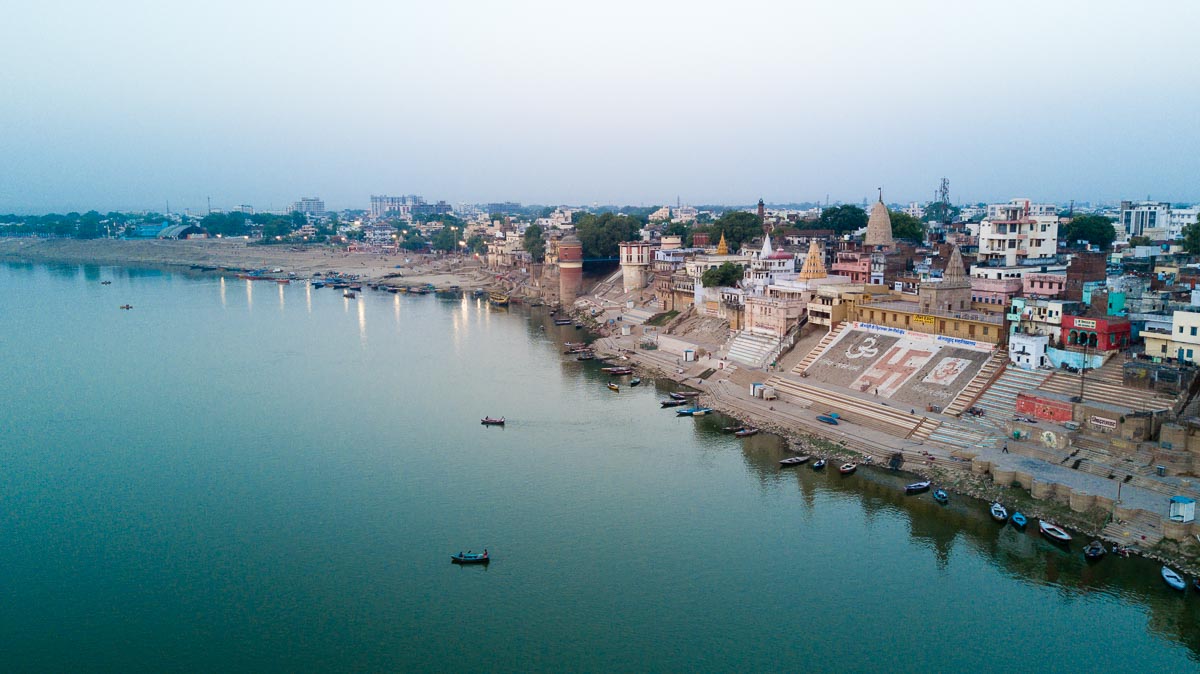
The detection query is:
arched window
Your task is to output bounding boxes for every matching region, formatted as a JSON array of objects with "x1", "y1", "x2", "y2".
[{"x1": 1088, "y1": 333, "x2": 1097, "y2": 347}]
